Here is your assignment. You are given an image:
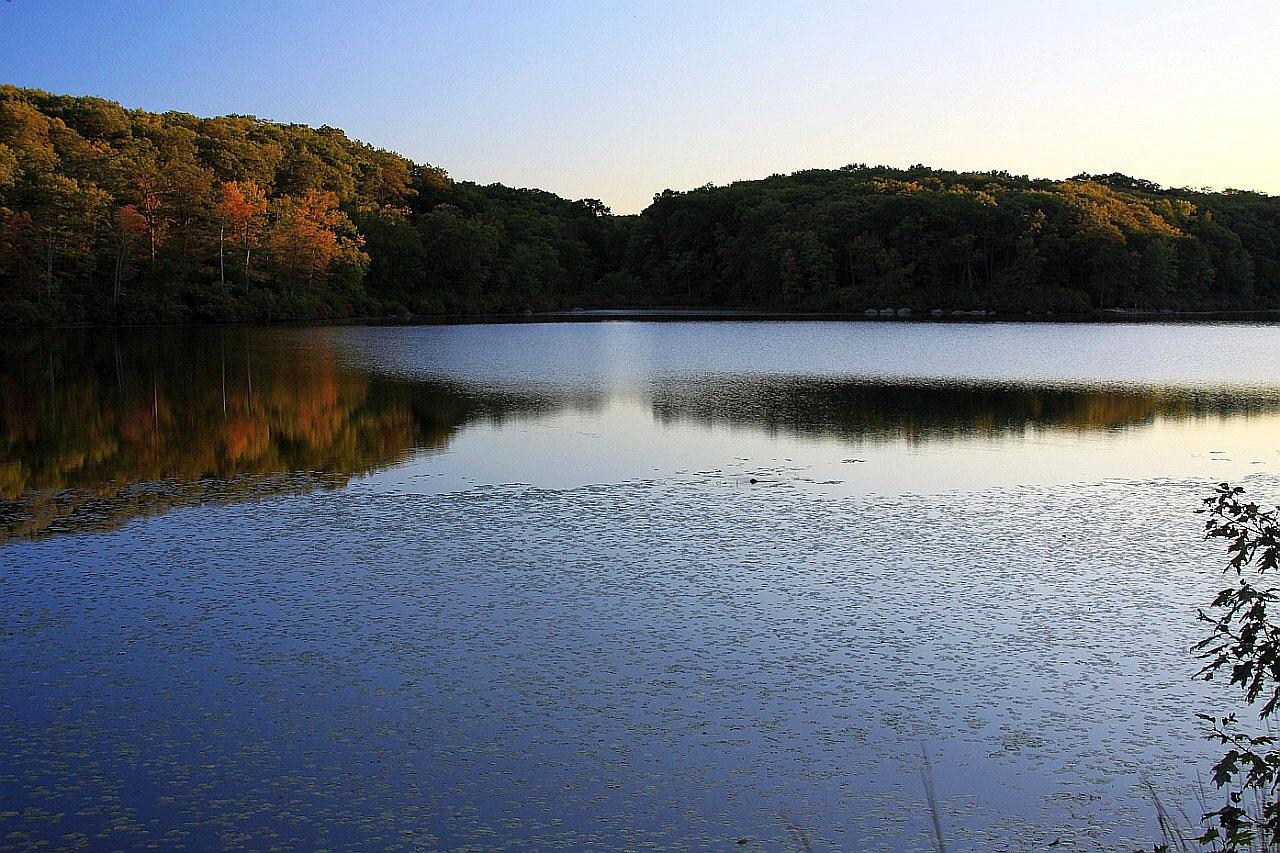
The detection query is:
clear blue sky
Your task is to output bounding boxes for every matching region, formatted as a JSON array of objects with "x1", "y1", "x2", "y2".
[{"x1": 2, "y1": 0, "x2": 1277, "y2": 213}]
